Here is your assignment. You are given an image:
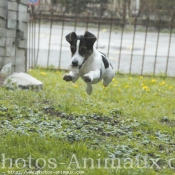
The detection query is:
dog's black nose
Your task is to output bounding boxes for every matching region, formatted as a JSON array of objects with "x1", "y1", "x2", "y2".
[{"x1": 72, "y1": 59, "x2": 78, "y2": 67}]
